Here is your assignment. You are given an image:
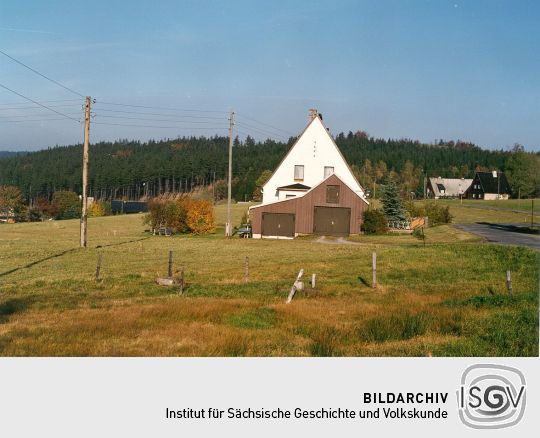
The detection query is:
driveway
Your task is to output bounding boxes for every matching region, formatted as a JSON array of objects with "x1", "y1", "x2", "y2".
[{"x1": 454, "y1": 223, "x2": 540, "y2": 251}]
